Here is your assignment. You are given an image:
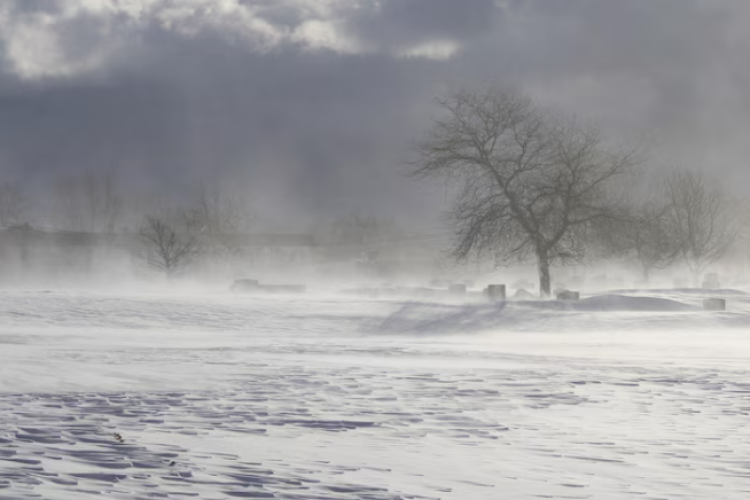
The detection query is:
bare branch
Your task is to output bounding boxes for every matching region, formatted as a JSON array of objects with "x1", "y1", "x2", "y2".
[
  {"x1": 139, "y1": 215, "x2": 197, "y2": 277},
  {"x1": 664, "y1": 168, "x2": 738, "y2": 284},
  {"x1": 410, "y1": 85, "x2": 639, "y2": 296}
]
